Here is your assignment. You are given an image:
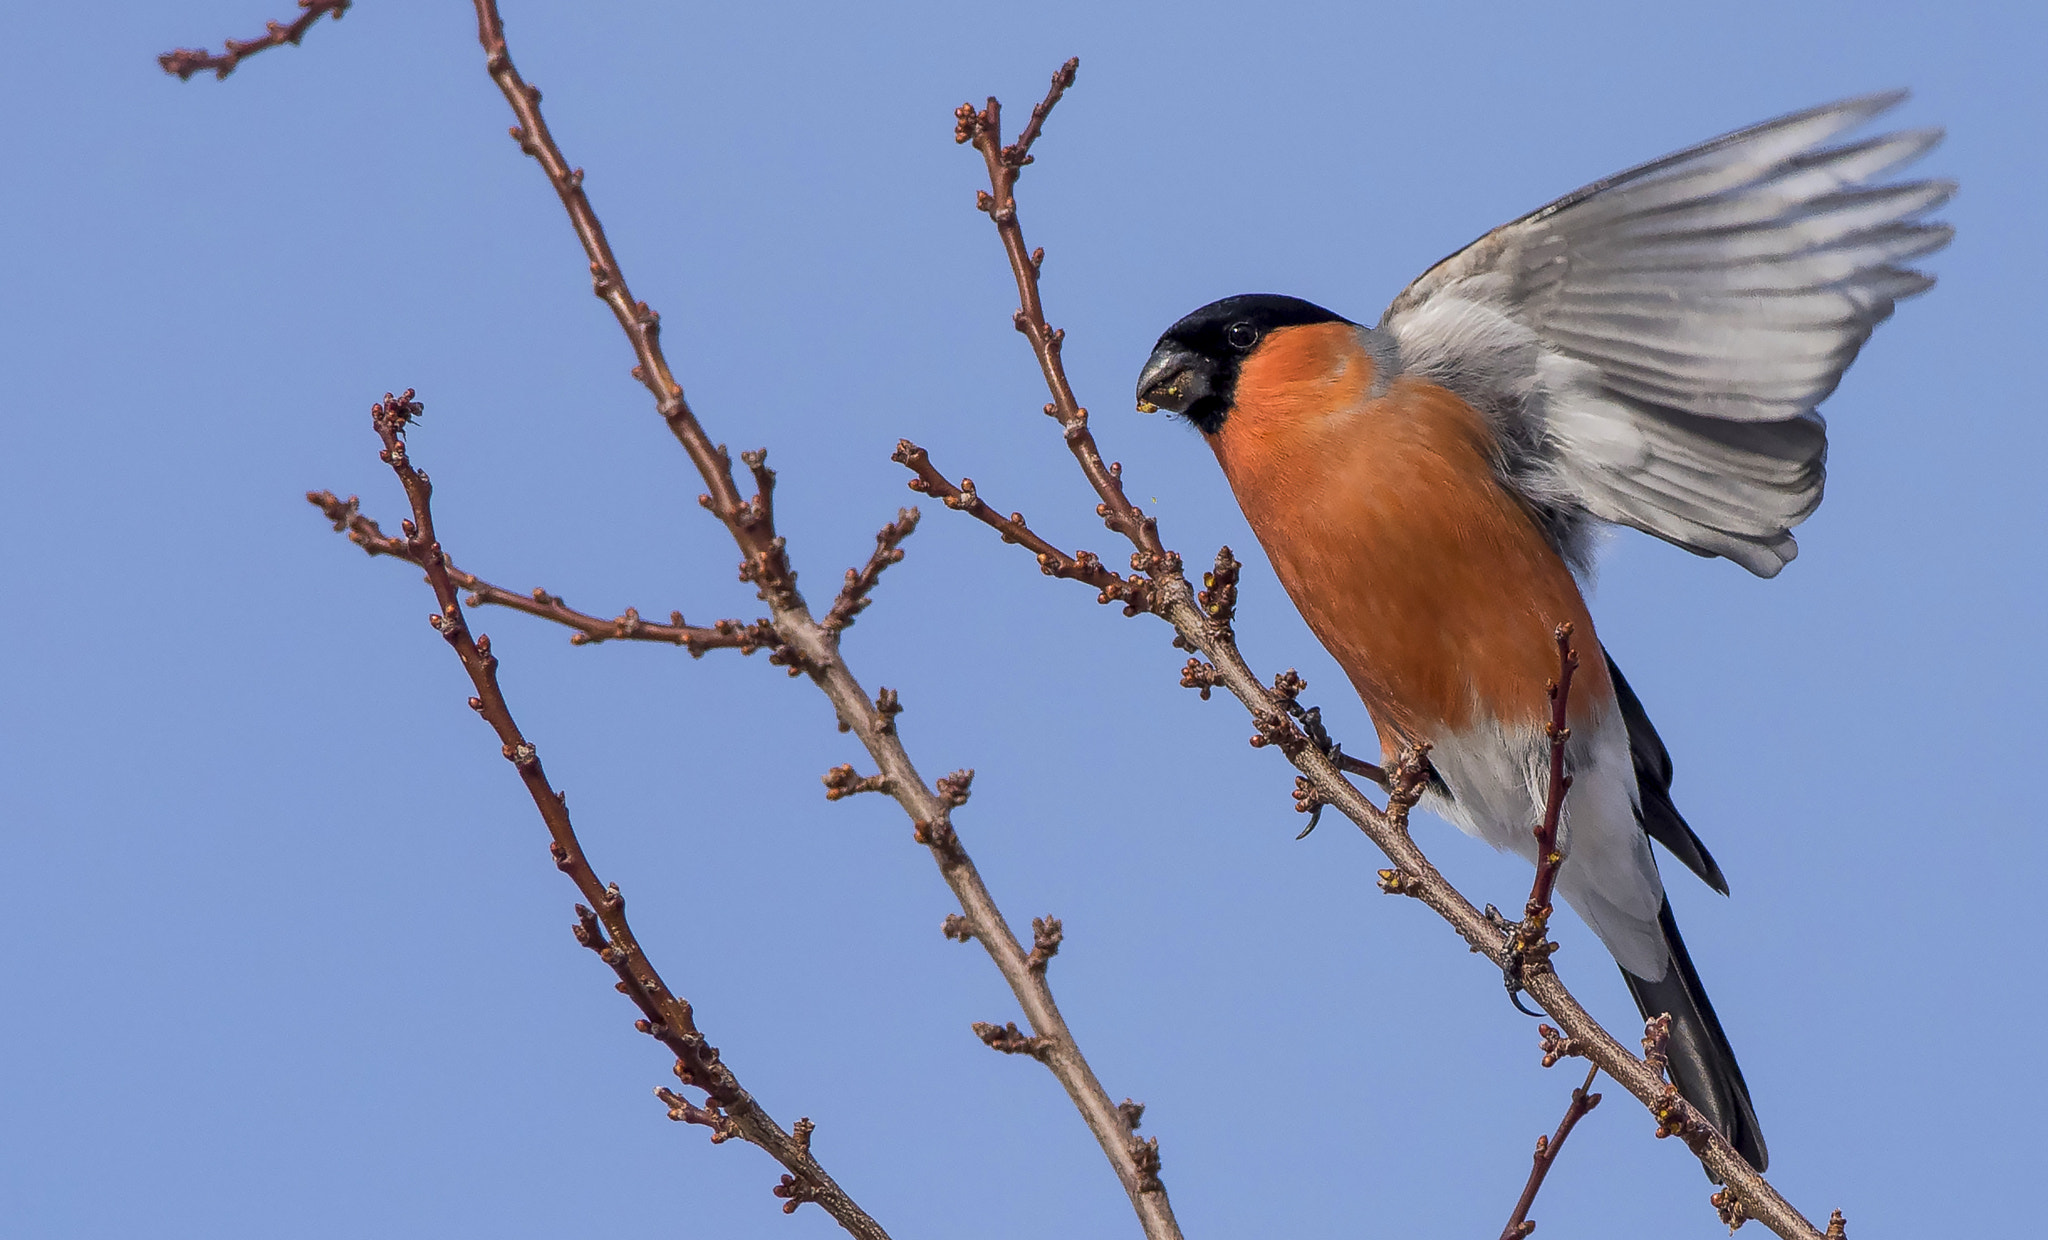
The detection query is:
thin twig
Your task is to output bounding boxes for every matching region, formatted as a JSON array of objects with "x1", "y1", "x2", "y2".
[
  {"x1": 933, "y1": 61, "x2": 1836, "y2": 1240},
  {"x1": 307, "y1": 490, "x2": 781, "y2": 655},
  {"x1": 891, "y1": 441, "x2": 1146, "y2": 610},
  {"x1": 159, "y1": 0, "x2": 349, "y2": 80},
  {"x1": 461, "y1": 7, "x2": 1184, "y2": 1236},
  {"x1": 1527, "y1": 624, "x2": 1580, "y2": 921},
  {"x1": 822, "y1": 508, "x2": 921, "y2": 632},
  {"x1": 361, "y1": 391, "x2": 887, "y2": 1240},
  {"x1": 1499, "y1": 1065, "x2": 1603, "y2": 1240},
  {"x1": 1500, "y1": 622, "x2": 1579, "y2": 1014},
  {"x1": 471, "y1": 4, "x2": 793, "y2": 611},
  {"x1": 951, "y1": 62, "x2": 1179, "y2": 612}
]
